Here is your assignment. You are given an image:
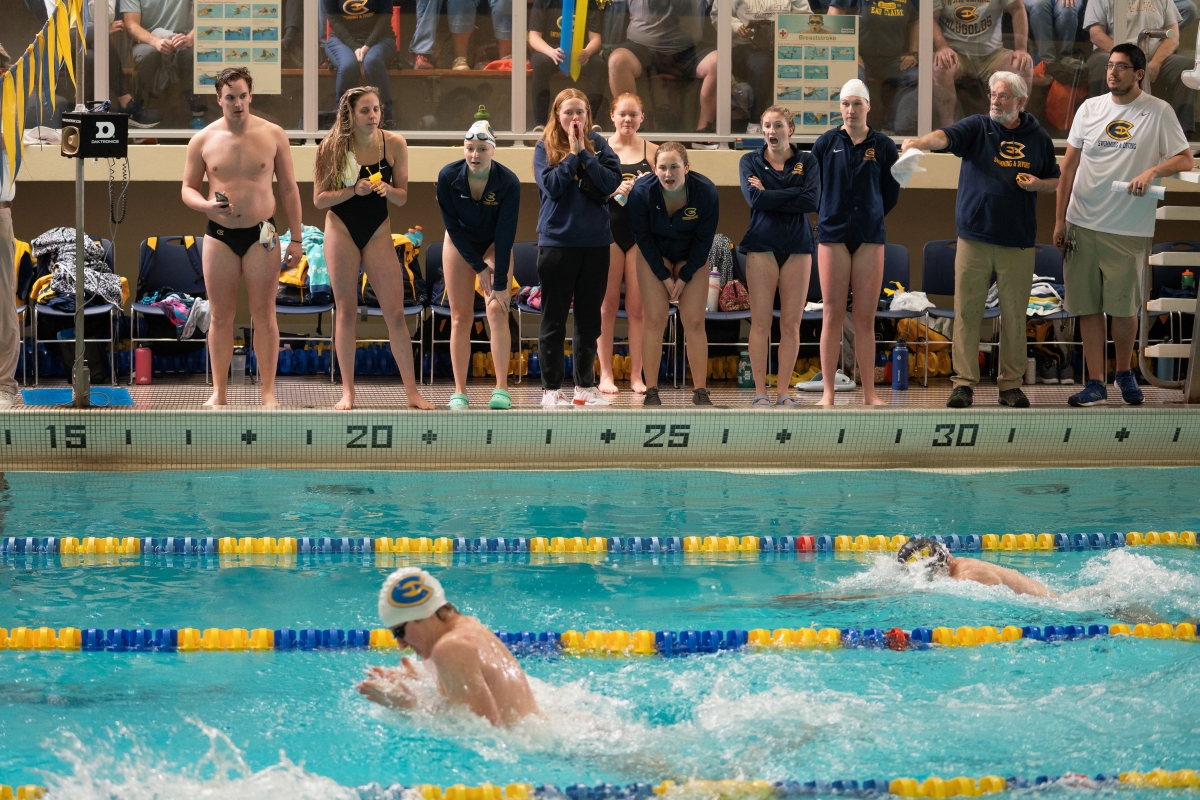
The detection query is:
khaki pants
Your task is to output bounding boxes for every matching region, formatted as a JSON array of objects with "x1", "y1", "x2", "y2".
[
  {"x1": 0, "y1": 208, "x2": 18, "y2": 394},
  {"x1": 951, "y1": 237, "x2": 1035, "y2": 392}
]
